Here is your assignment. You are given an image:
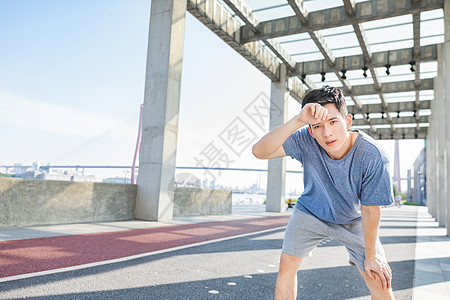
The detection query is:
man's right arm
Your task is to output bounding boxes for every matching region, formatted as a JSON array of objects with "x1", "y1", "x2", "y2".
[
  {"x1": 252, "y1": 103, "x2": 330, "y2": 160},
  {"x1": 252, "y1": 117, "x2": 305, "y2": 159}
]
